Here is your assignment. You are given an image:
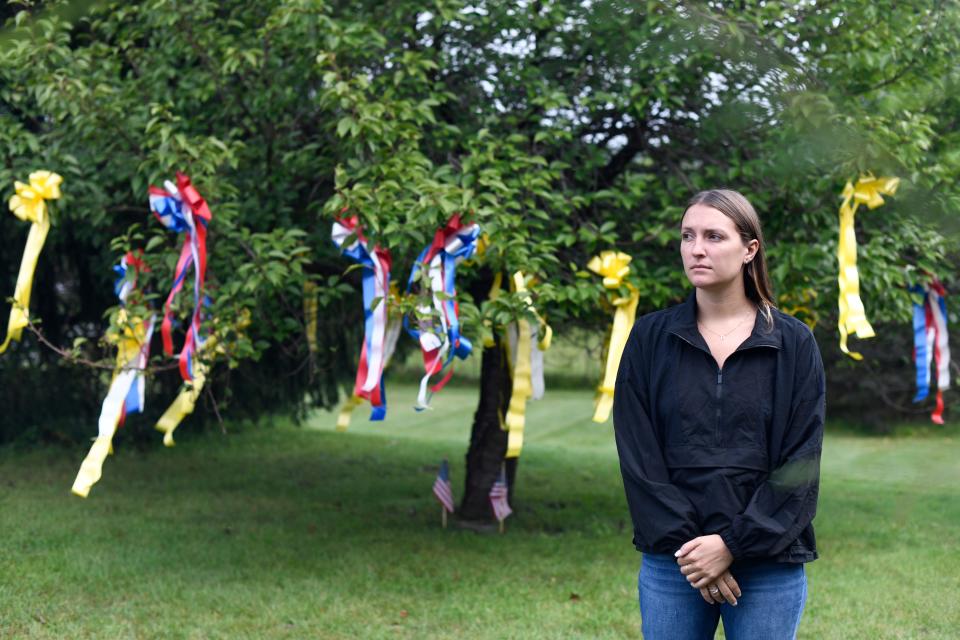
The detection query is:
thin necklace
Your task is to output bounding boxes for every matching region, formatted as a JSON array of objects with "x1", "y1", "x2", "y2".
[{"x1": 698, "y1": 315, "x2": 750, "y2": 342}]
